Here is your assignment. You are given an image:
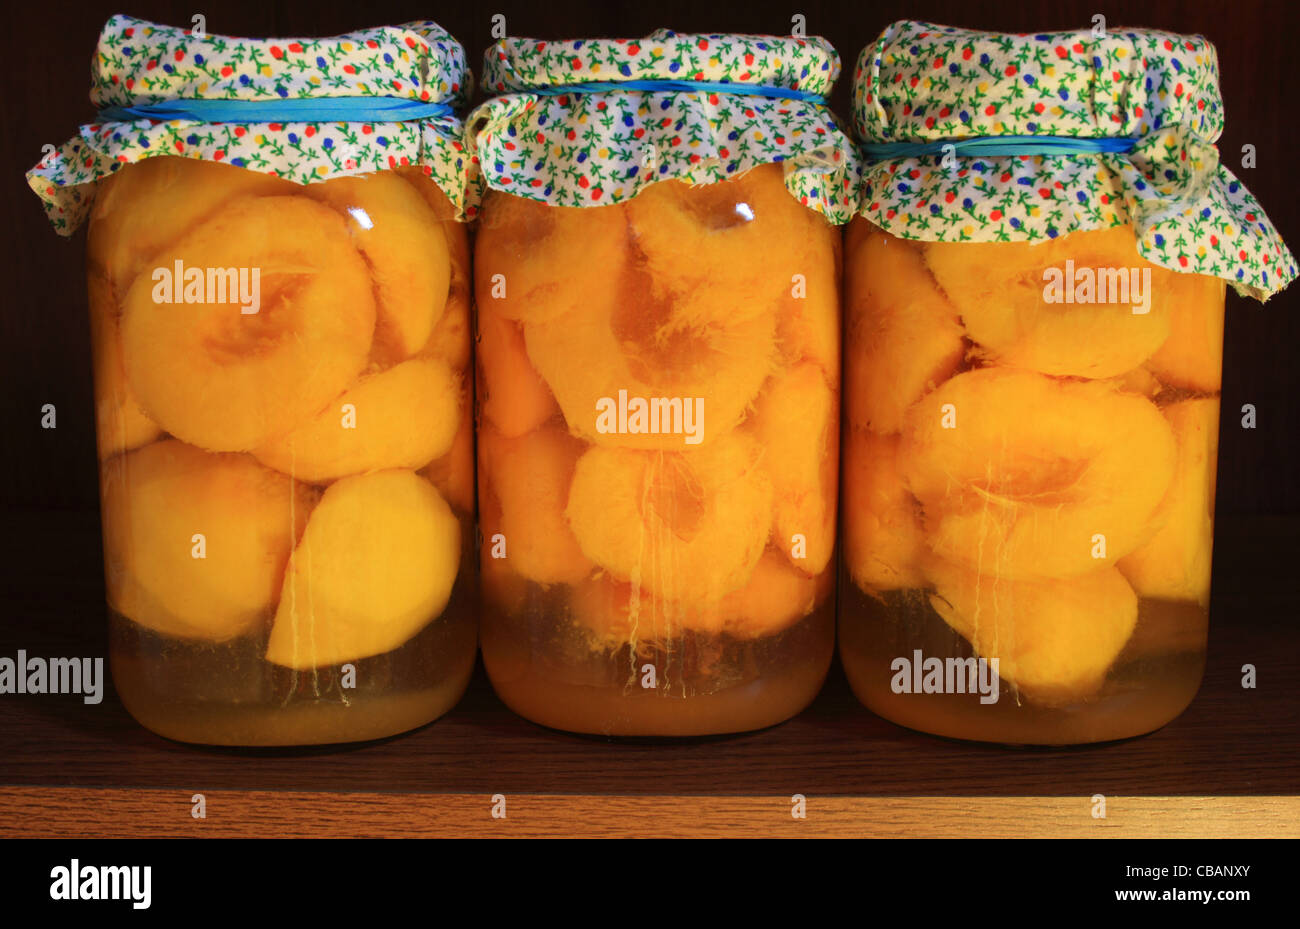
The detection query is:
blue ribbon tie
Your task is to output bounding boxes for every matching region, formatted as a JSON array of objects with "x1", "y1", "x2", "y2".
[
  {"x1": 862, "y1": 135, "x2": 1138, "y2": 160},
  {"x1": 97, "y1": 97, "x2": 455, "y2": 124},
  {"x1": 518, "y1": 79, "x2": 826, "y2": 104}
]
